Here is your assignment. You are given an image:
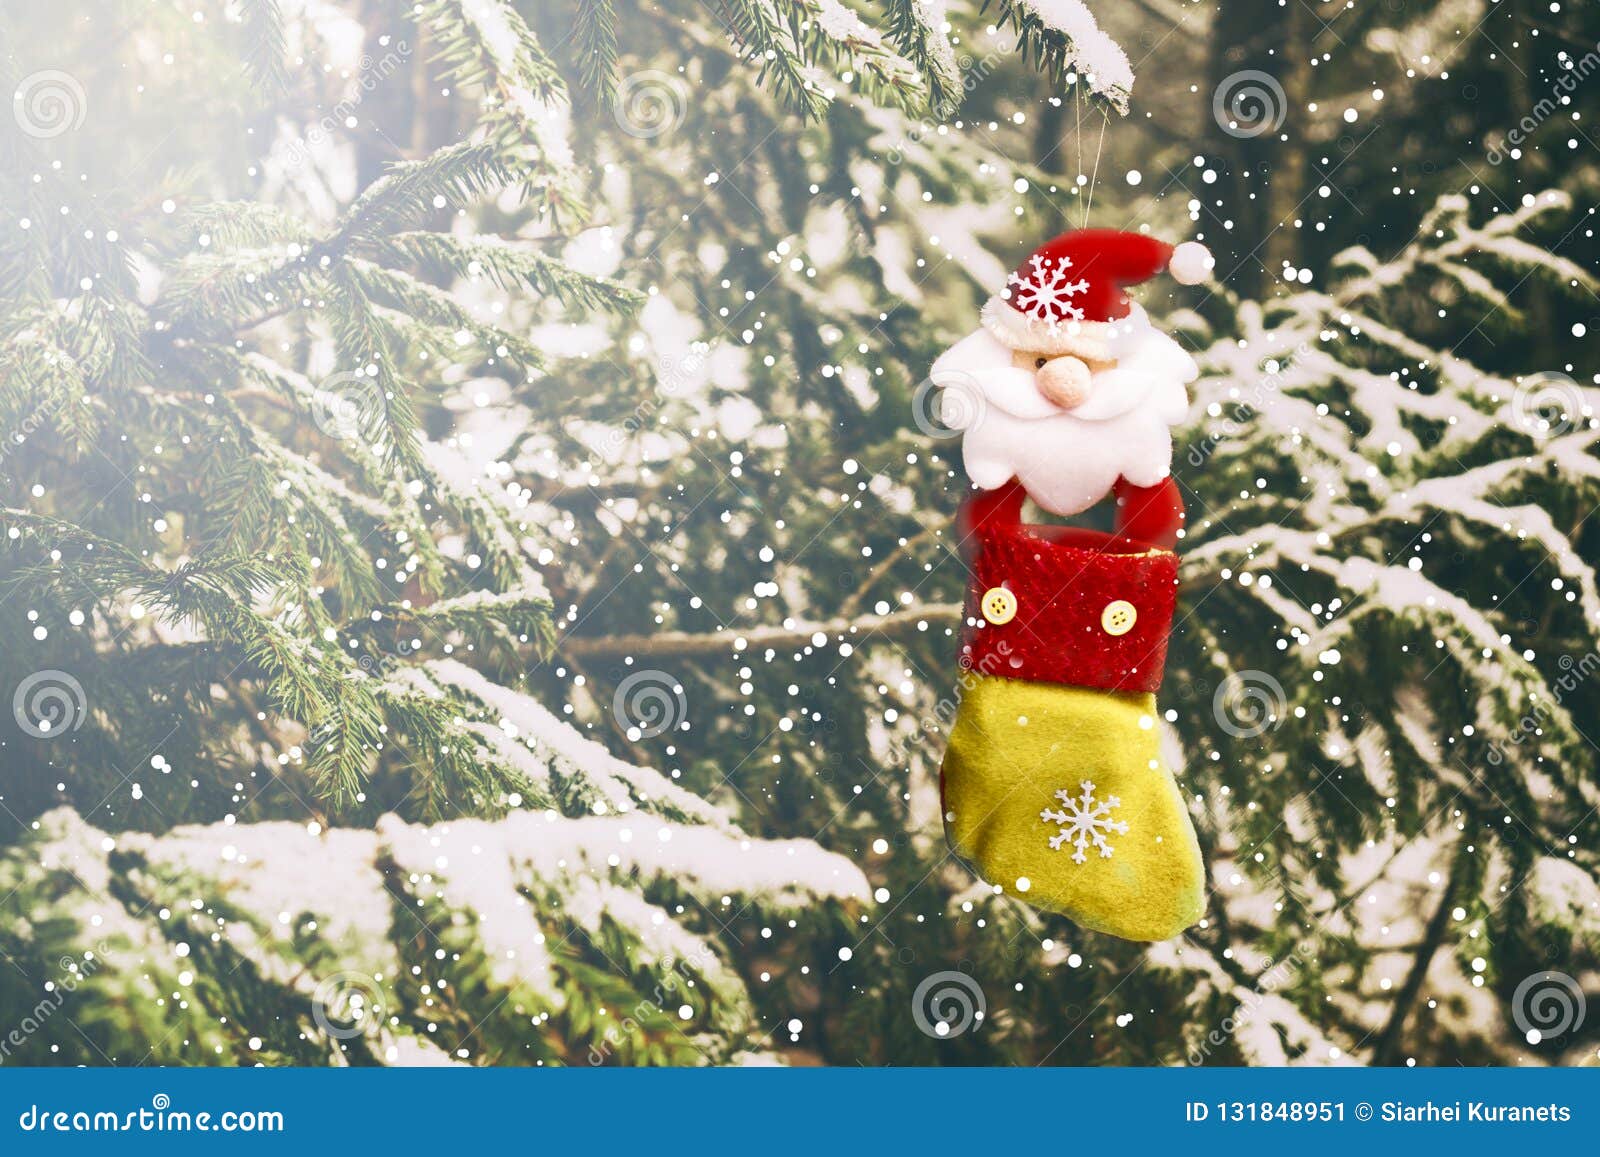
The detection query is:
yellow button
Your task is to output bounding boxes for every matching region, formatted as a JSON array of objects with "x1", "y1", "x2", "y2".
[
  {"x1": 980, "y1": 587, "x2": 1017, "y2": 625},
  {"x1": 1100, "y1": 599, "x2": 1137, "y2": 636}
]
